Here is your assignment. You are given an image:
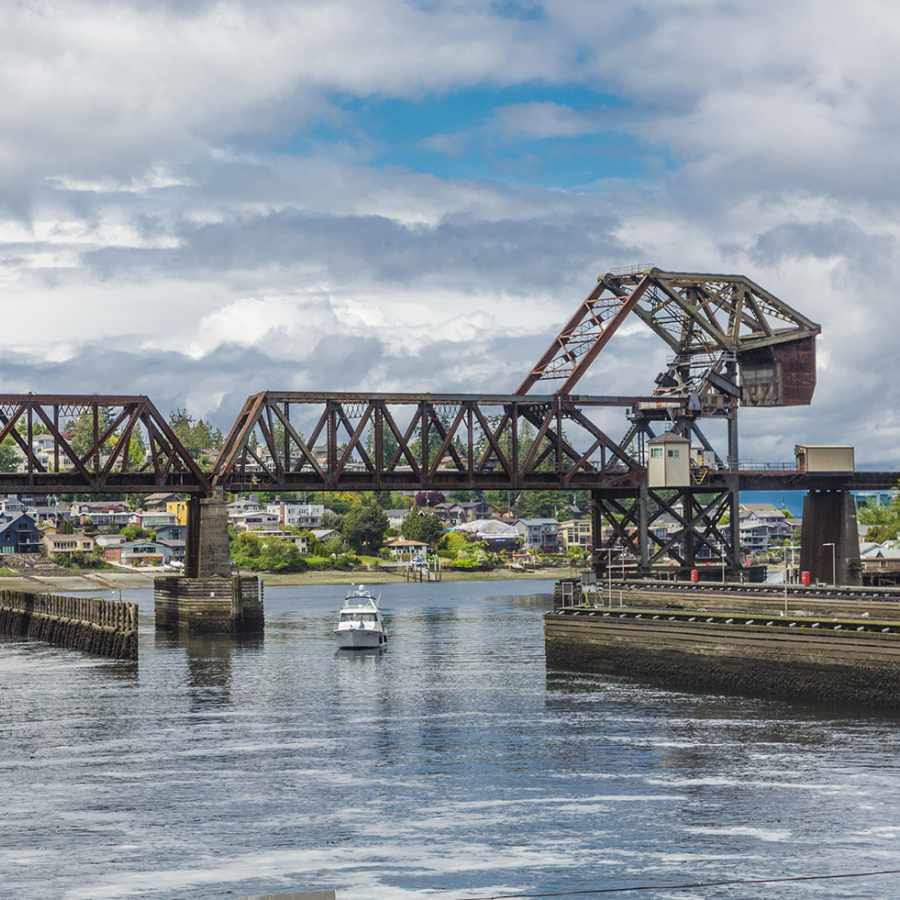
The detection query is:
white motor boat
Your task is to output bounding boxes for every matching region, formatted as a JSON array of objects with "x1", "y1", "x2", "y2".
[{"x1": 333, "y1": 585, "x2": 387, "y2": 650}]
